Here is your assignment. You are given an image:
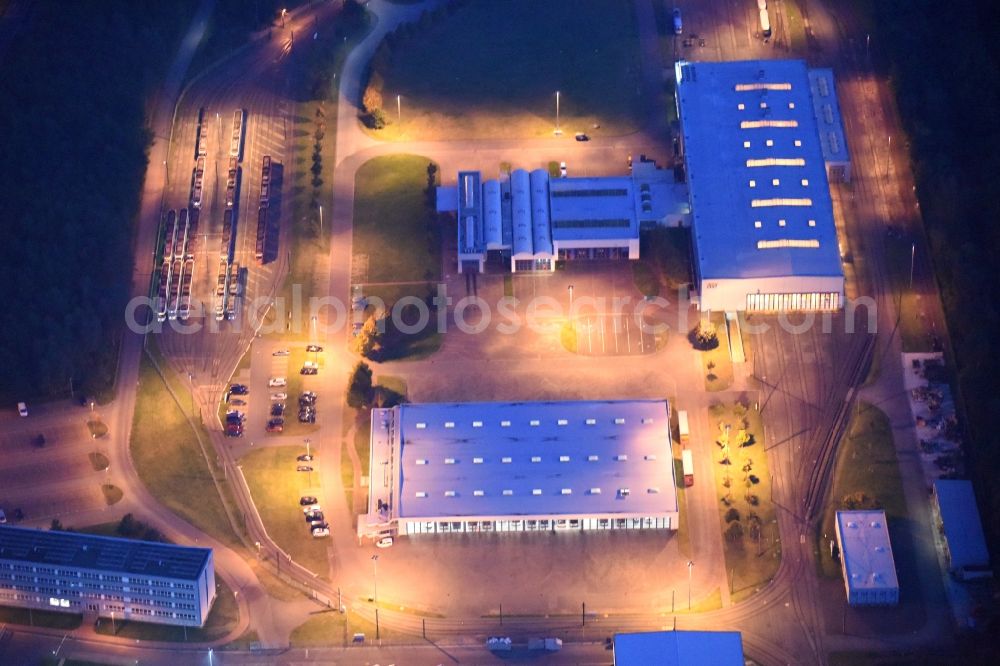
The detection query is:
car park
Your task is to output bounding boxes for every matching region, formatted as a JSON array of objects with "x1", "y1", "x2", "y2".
[
  {"x1": 300, "y1": 496, "x2": 318, "y2": 506},
  {"x1": 268, "y1": 377, "x2": 287, "y2": 387},
  {"x1": 306, "y1": 344, "x2": 324, "y2": 352},
  {"x1": 270, "y1": 392, "x2": 288, "y2": 401},
  {"x1": 376, "y1": 536, "x2": 394, "y2": 549},
  {"x1": 297, "y1": 465, "x2": 313, "y2": 472},
  {"x1": 297, "y1": 453, "x2": 313, "y2": 462},
  {"x1": 272, "y1": 349, "x2": 290, "y2": 356},
  {"x1": 230, "y1": 384, "x2": 249, "y2": 395}
]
